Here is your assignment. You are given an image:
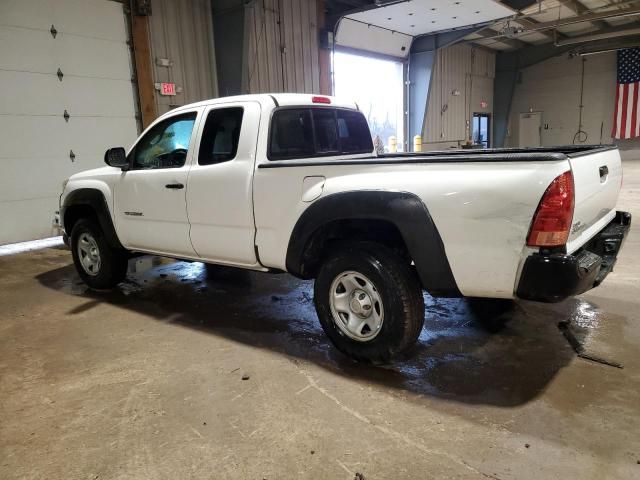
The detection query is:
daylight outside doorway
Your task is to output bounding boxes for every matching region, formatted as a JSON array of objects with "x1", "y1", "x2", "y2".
[{"x1": 333, "y1": 51, "x2": 405, "y2": 152}]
